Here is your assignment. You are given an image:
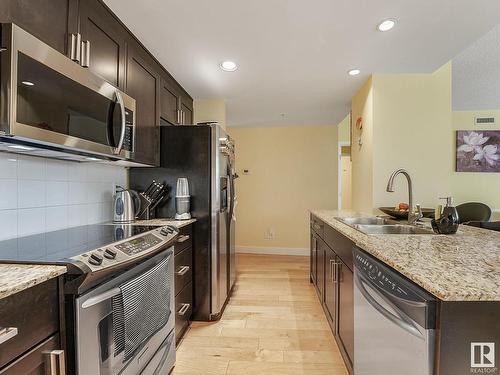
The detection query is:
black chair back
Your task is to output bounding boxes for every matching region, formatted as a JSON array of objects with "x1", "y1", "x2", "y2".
[{"x1": 456, "y1": 202, "x2": 492, "y2": 224}]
